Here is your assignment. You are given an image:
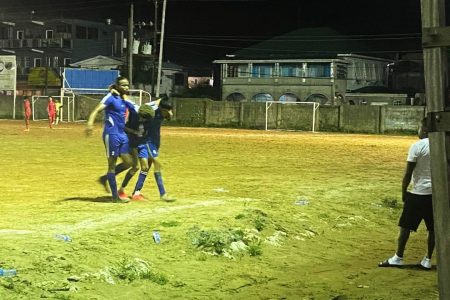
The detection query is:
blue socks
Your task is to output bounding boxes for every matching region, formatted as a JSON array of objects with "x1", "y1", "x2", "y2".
[
  {"x1": 154, "y1": 172, "x2": 166, "y2": 196},
  {"x1": 107, "y1": 172, "x2": 118, "y2": 198},
  {"x1": 133, "y1": 171, "x2": 148, "y2": 194}
]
